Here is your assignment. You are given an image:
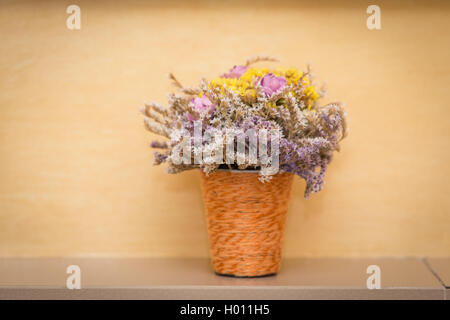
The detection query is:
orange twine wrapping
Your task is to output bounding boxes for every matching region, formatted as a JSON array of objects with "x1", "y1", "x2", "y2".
[{"x1": 200, "y1": 170, "x2": 294, "y2": 277}]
